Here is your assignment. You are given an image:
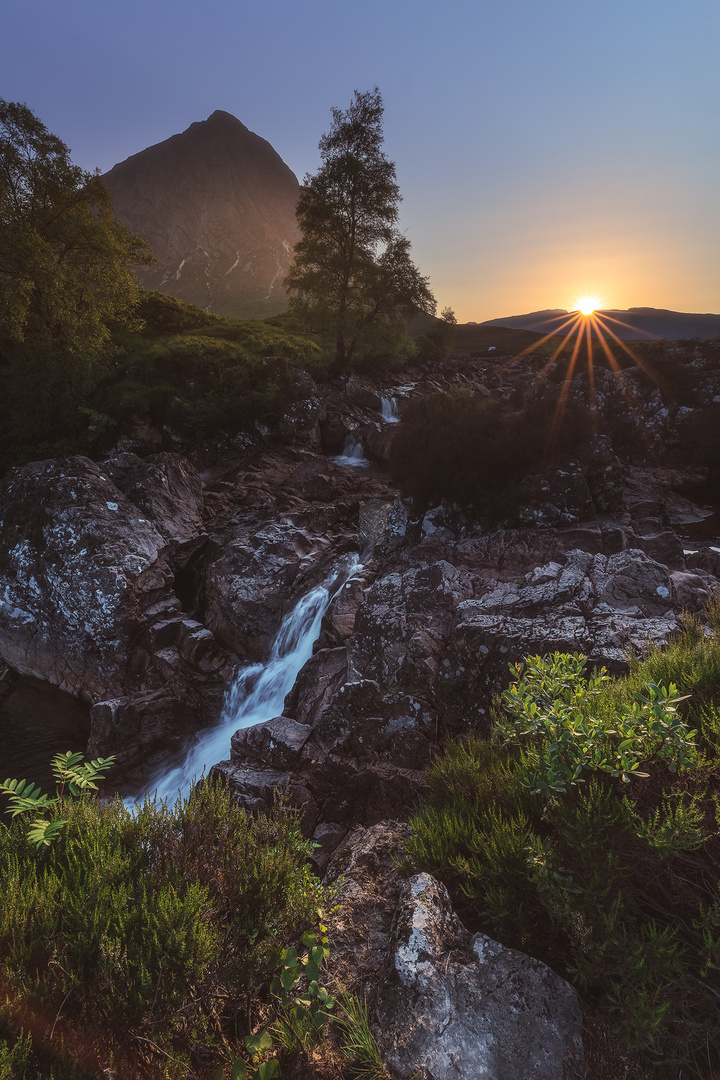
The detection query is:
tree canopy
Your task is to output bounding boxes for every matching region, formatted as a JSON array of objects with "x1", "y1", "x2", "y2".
[
  {"x1": 285, "y1": 88, "x2": 435, "y2": 370},
  {"x1": 0, "y1": 99, "x2": 152, "y2": 368}
]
